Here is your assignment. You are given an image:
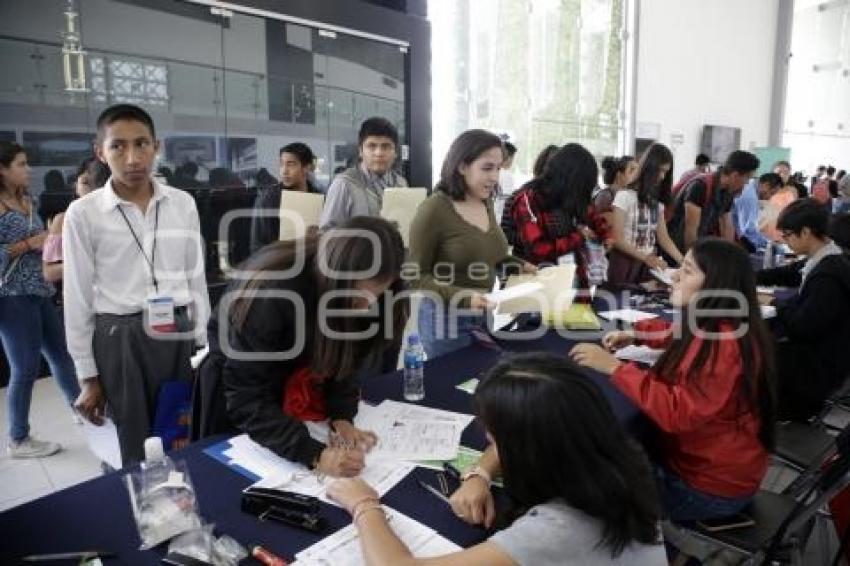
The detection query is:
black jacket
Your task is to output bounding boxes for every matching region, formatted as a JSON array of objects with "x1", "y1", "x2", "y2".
[
  {"x1": 195, "y1": 269, "x2": 362, "y2": 466},
  {"x1": 757, "y1": 252, "x2": 850, "y2": 419}
]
